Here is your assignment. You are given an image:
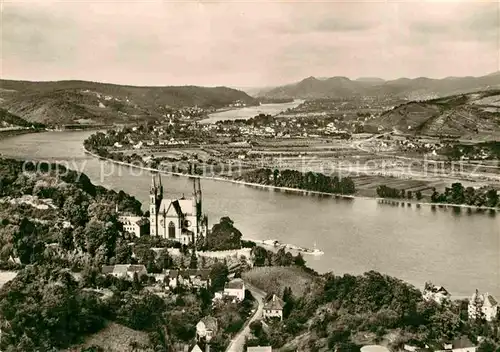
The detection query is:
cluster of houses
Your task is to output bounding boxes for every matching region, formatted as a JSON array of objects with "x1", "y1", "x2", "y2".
[{"x1": 423, "y1": 283, "x2": 498, "y2": 322}]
